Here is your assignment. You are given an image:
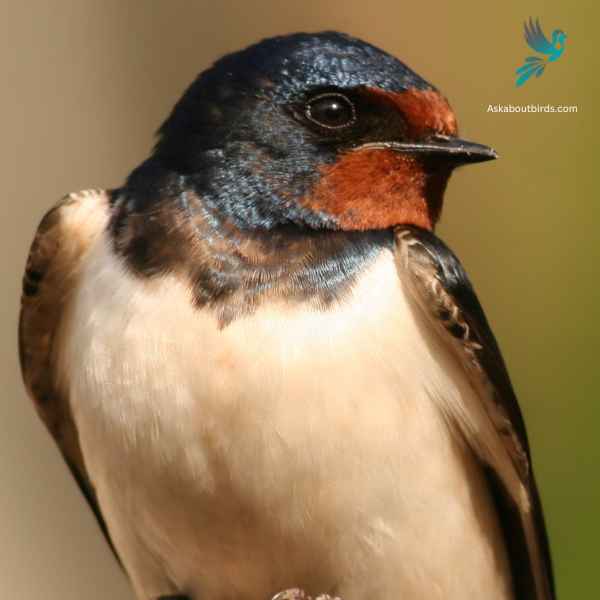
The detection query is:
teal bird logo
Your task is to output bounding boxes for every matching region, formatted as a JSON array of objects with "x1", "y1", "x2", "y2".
[{"x1": 515, "y1": 18, "x2": 567, "y2": 87}]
